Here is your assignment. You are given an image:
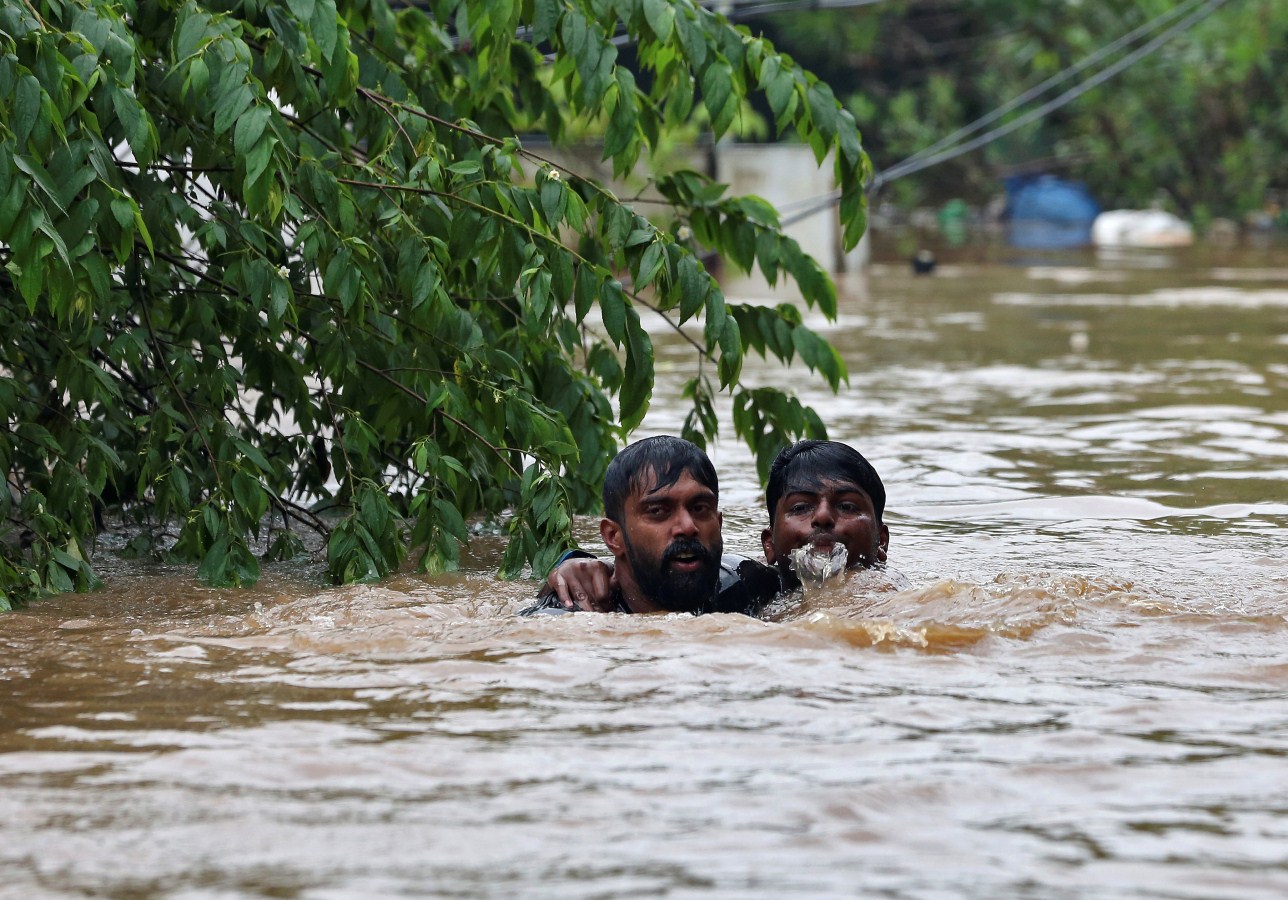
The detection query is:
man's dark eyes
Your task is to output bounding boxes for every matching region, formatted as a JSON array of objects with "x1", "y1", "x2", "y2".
[
  {"x1": 788, "y1": 499, "x2": 862, "y2": 515},
  {"x1": 641, "y1": 503, "x2": 713, "y2": 519}
]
